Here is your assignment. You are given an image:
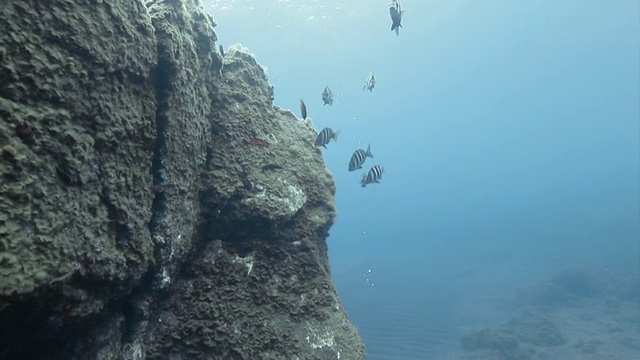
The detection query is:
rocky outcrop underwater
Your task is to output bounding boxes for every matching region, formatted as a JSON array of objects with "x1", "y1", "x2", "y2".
[{"x1": 0, "y1": 0, "x2": 364, "y2": 359}]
